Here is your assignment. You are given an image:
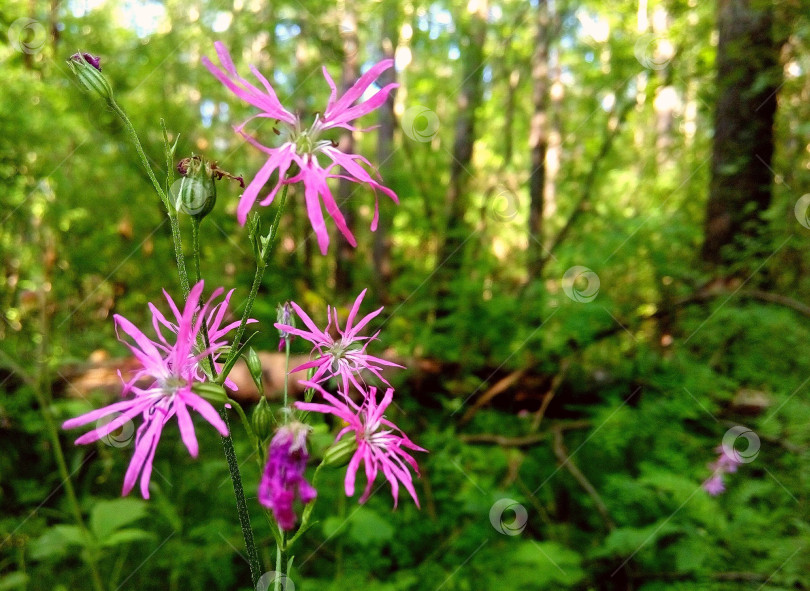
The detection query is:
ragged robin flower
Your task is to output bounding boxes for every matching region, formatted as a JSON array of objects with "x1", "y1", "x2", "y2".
[{"x1": 202, "y1": 41, "x2": 398, "y2": 254}]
